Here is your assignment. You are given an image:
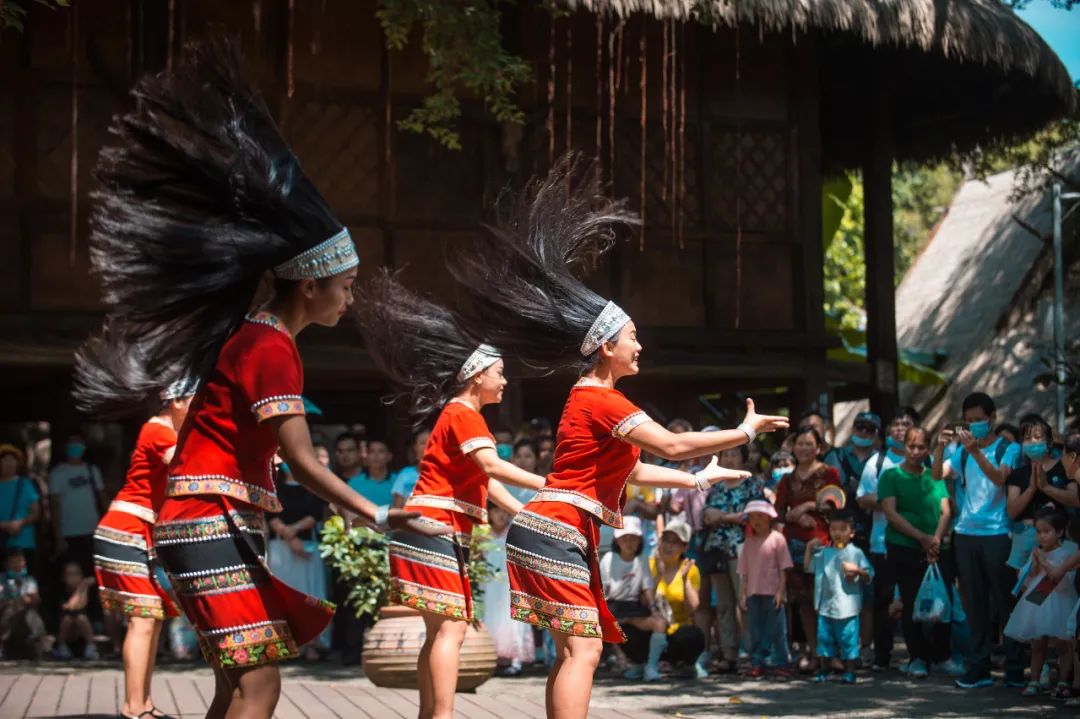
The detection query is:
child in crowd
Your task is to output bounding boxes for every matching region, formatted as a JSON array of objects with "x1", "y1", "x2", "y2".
[
  {"x1": 1004, "y1": 506, "x2": 1078, "y2": 698},
  {"x1": 738, "y1": 500, "x2": 793, "y2": 679},
  {"x1": 764, "y1": 451, "x2": 795, "y2": 502},
  {"x1": 482, "y1": 503, "x2": 535, "y2": 675},
  {"x1": 599, "y1": 516, "x2": 661, "y2": 678},
  {"x1": 54, "y1": 560, "x2": 98, "y2": 659},
  {"x1": 0, "y1": 548, "x2": 46, "y2": 659},
  {"x1": 804, "y1": 509, "x2": 873, "y2": 684}
]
